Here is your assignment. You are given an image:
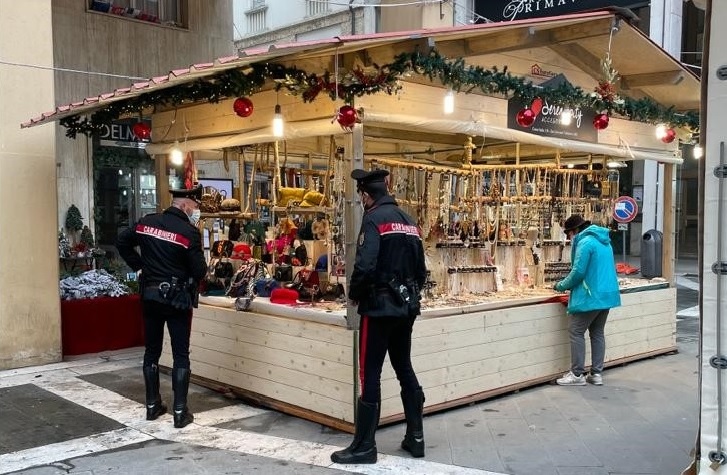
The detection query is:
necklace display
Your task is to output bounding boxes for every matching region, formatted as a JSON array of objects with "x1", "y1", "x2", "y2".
[{"x1": 367, "y1": 156, "x2": 616, "y2": 294}]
